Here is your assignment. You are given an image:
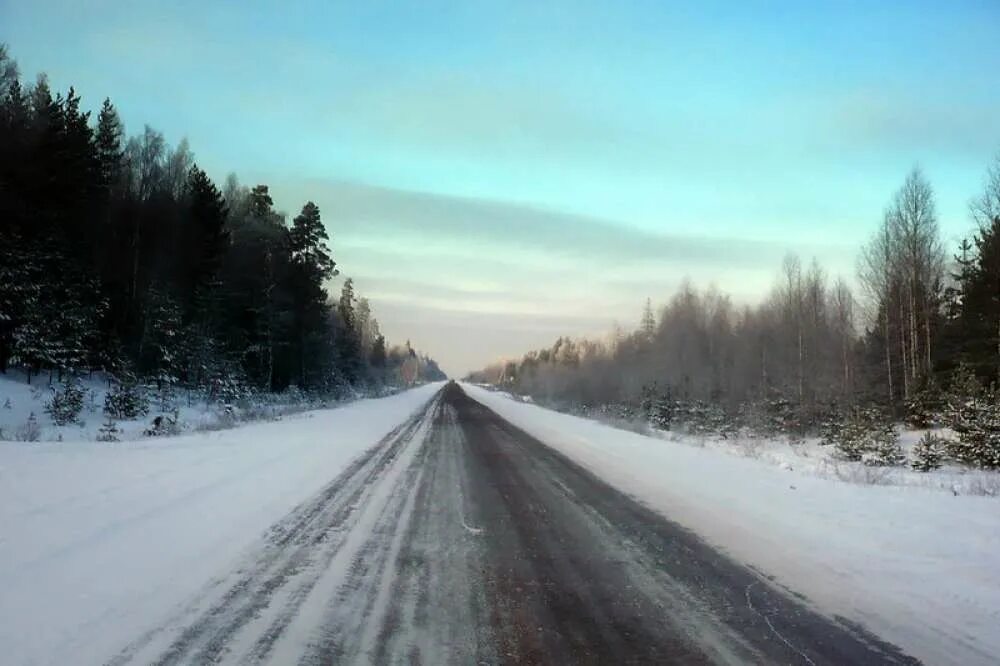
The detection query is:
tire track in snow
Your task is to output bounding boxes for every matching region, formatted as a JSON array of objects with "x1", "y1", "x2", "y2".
[{"x1": 107, "y1": 392, "x2": 439, "y2": 666}]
